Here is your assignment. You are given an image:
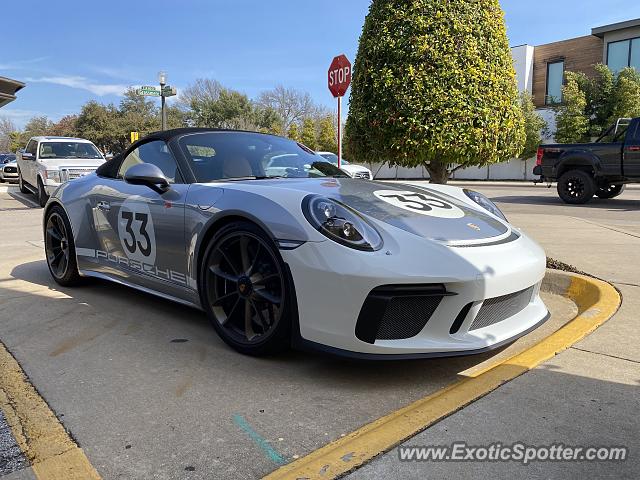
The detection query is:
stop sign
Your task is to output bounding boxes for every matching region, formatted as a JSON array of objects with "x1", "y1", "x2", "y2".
[{"x1": 328, "y1": 54, "x2": 351, "y2": 98}]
